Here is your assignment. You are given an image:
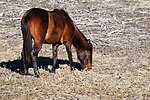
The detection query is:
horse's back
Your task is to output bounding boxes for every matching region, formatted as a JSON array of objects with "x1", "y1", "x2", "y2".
[
  {"x1": 22, "y1": 8, "x2": 48, "y2": 26},
  {"x1": 21, "y1": 8, "x2": 75, "y2": 45}
]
